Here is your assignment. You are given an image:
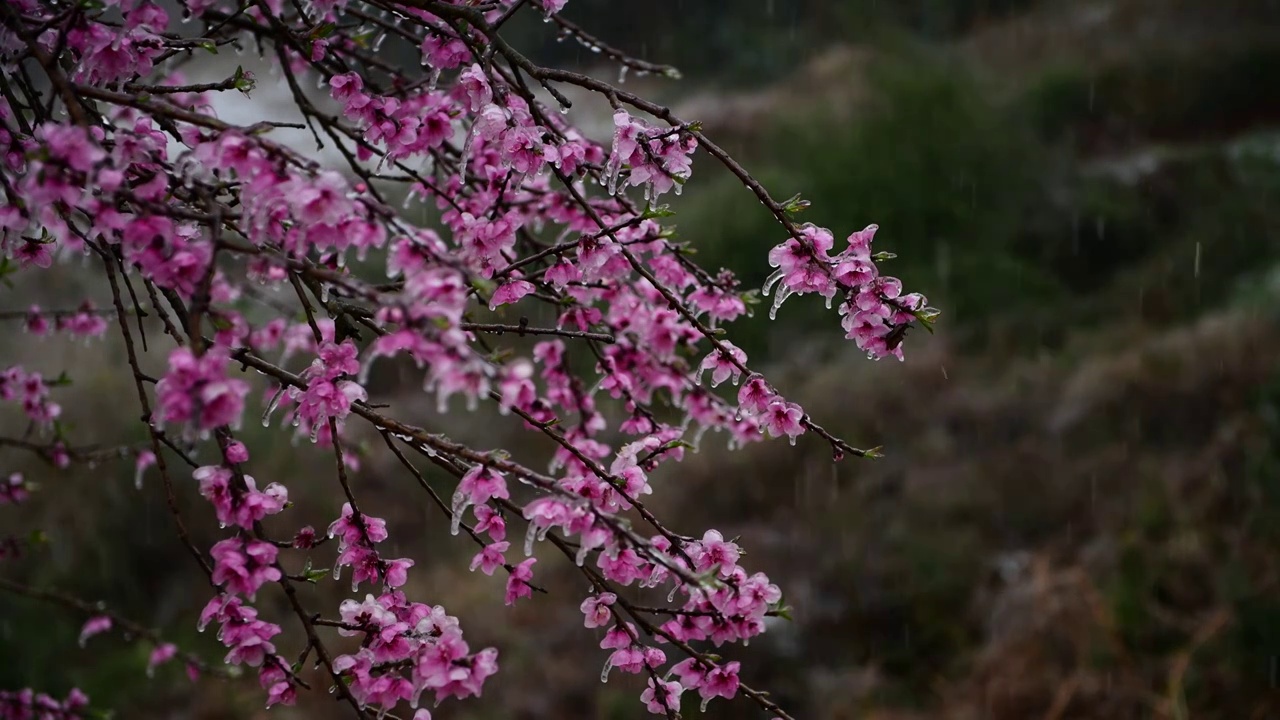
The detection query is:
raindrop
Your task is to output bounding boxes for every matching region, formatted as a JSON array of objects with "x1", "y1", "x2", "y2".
[{"x1": 618, "y1": 66, "x2": 628, "y2": 84}]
